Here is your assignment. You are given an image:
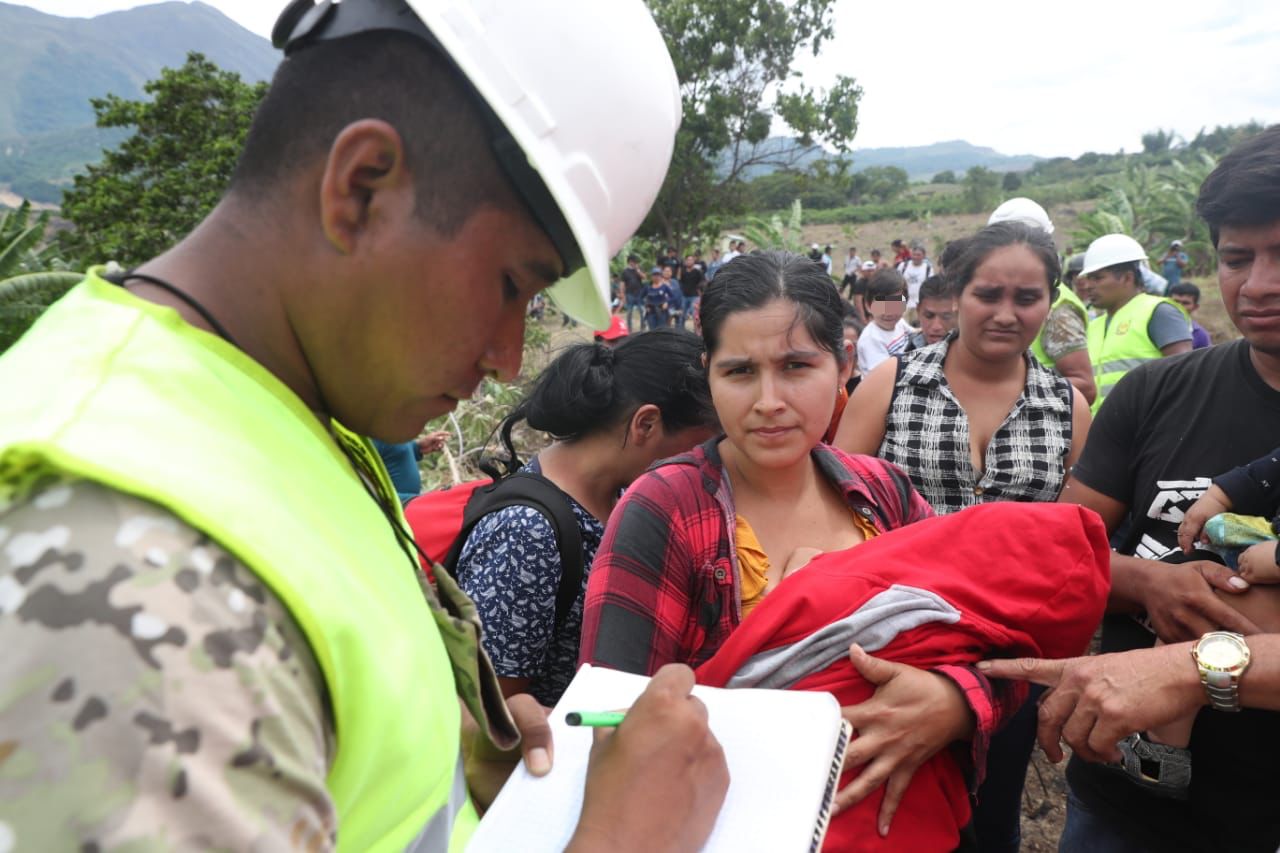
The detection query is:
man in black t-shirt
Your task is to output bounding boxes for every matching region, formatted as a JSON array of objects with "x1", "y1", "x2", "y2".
[
  {"x1": 620, "y1": 254, "x2": 646, "y2": 332},
  {"x1": 678, "y1": 254, "x2": 704, "y2": 328},
  {"x1": 1009, "y1": 125, "x2": 1280, "y2": 852}
]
